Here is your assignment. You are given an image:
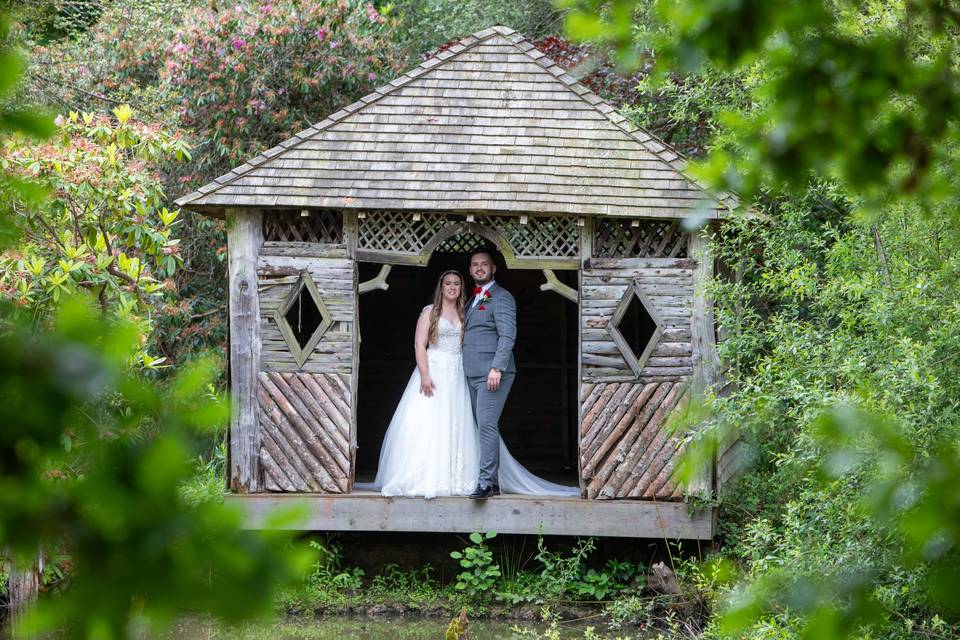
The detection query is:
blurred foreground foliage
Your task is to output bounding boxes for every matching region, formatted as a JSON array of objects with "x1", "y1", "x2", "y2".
[
  {"x1": 1, "y1": 13, "x2": 313, "y2": 637},
  {"x1": 2, "y1": 298, "x2": 312, "y2": 638},
  {"x1": 562, "y1": 0, "x2": 960, "y2": 638}
]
